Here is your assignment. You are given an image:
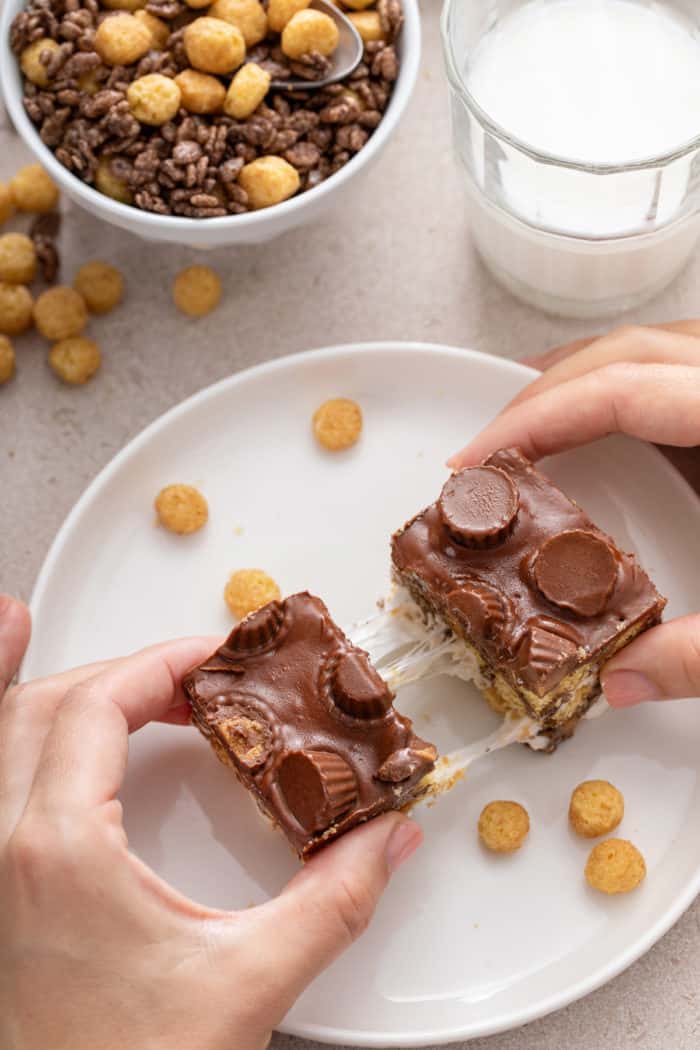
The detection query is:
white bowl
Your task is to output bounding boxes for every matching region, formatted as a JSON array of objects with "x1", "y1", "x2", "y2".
[{"x1": 0, "y1": 0, "x2": 420, "y2": 247}]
